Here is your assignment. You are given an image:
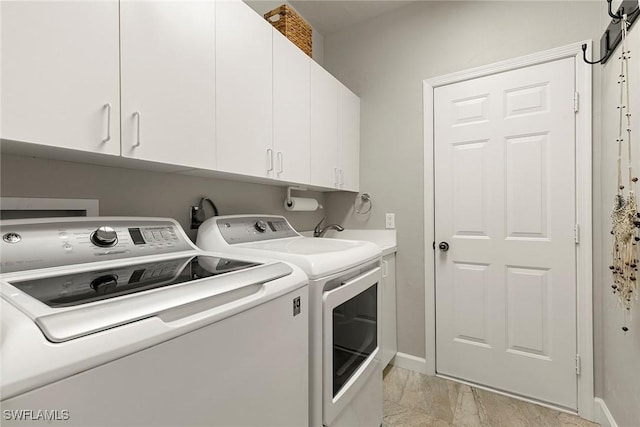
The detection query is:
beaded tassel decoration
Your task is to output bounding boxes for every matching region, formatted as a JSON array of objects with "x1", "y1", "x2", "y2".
[{"x1": 610, "y1": 14, "x2": 637, "y2": 332}]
